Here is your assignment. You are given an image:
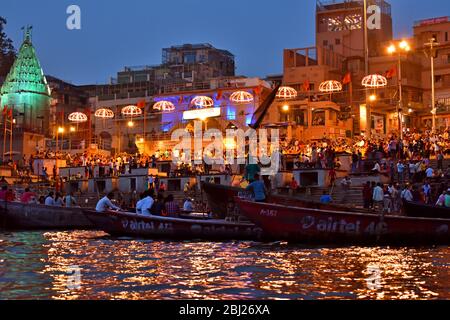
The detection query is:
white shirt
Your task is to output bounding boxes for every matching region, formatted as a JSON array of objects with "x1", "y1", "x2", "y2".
[
  {"x1": 373, "y1": 186, "x2": 384, "y2": 202},
  {"x1": 402, "y1": 189, "x2": 413, "y2": 202},
  {"x1": 136, "y1": 199, "x2": 144, "y2": 214},
  {"x1": 96, "y1": 196, "x2": 120, "y2": 212},
  {"x1": 140, "y1": 196, "x2": 154, "y2": 216},
  {"x1": 373, "y1": 163, "x2": 381, "y2": 172},
  {"x1": 45, "y1": 196, "x2": 55, "y2": 206},
  {"x1": 183, "y1": 200, "x2": 194, "y2": 212}
]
